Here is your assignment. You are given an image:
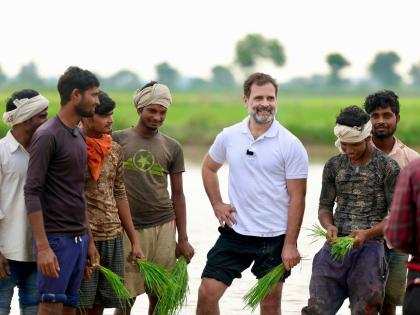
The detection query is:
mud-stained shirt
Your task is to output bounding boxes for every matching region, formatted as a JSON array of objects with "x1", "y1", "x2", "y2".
[
  {"x1": 85, "y1": 141, "x2": 127, "y2": 240},
  {"x1": 319, "y1": 148, "x2": 400, "y2": 241}
]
